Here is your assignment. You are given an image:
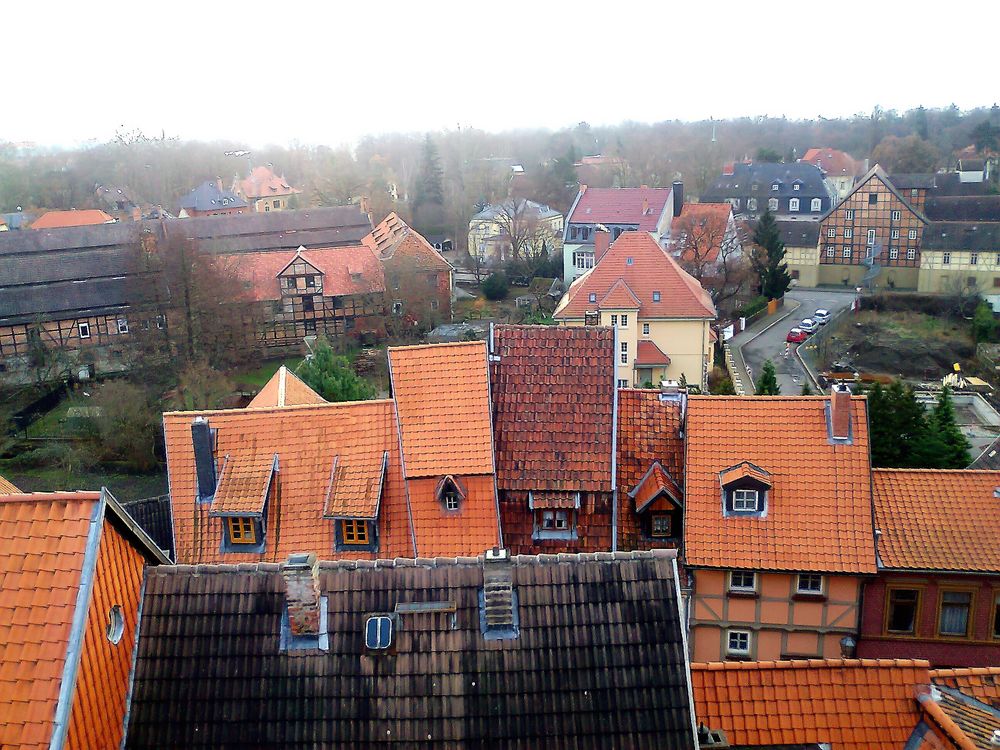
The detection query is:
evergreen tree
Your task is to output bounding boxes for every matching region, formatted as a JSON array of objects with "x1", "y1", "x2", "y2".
[
  {"x1": 713, "y1": 377, "x2": 737, "y2": 395},
  {"x1": 755, "y1": 360, "x2": 781, "y2": 395},
  {"x1": 751, "y1": 210, "x2": 792, "y2": 300},
  {"x1": 413, "y1": 134, "x2": 444, "y2": 209},
  {"x1": 297, "y1": 339, "x2": 375, "y2": 403},
  {"x1": 928, "y1": 387, "x2": 972, "y2": 468},
  {"x1": 800, "y1": 381, "x2": 813, "y2": 395},
  {"x1": 972, "y1": 300, "x2": 997, "y2": 343}
]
